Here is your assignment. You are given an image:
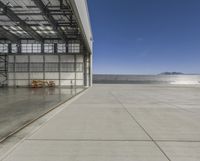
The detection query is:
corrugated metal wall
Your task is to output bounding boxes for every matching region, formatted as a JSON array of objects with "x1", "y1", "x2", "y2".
[{"x1": 8, "y1": 54, "x2": 87, "y2": 87}]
